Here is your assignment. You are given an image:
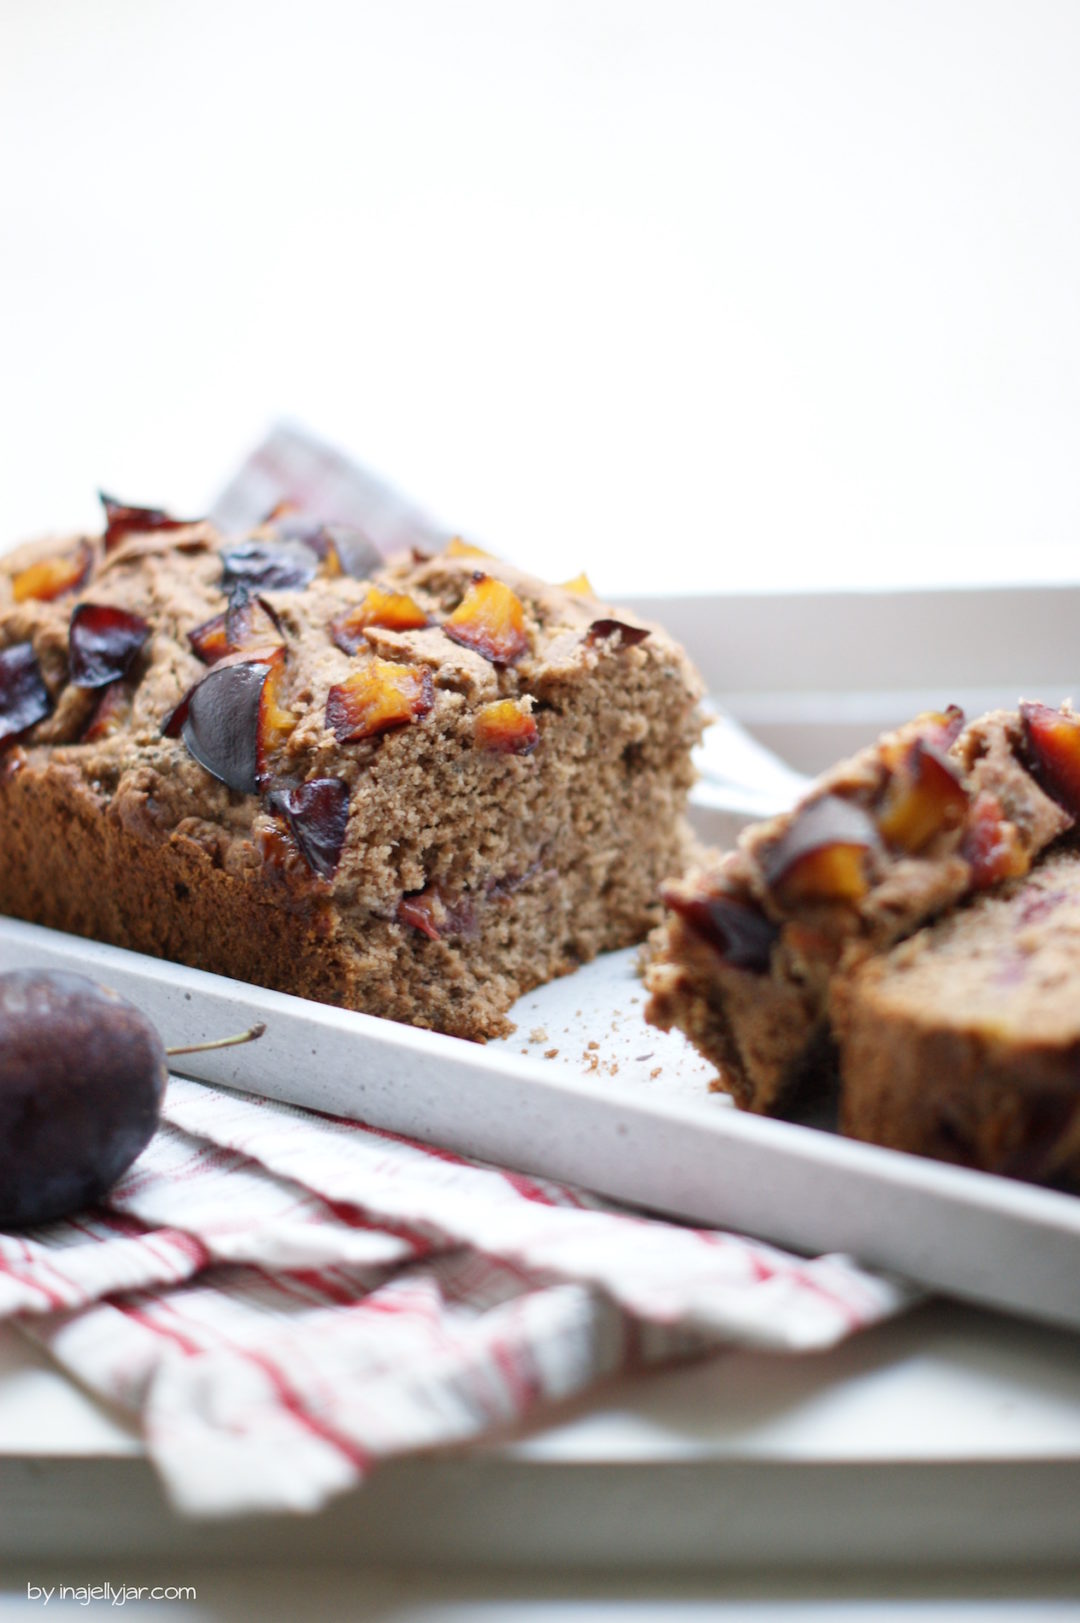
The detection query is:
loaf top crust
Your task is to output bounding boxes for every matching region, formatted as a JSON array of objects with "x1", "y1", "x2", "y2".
[{"x1": 0, "y1": 517, "x2": 704, "y2": 925}]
